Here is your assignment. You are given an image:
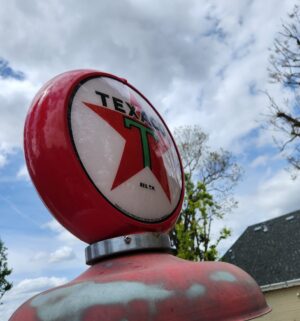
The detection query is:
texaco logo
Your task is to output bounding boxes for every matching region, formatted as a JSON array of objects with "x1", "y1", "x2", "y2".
[{"x1": 69, "y1": 76, "x2": 182, "y2": 222}]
